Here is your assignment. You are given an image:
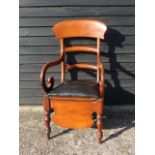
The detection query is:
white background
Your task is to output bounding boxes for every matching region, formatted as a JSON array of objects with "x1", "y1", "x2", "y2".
[{"x1": 136, "y1": 0, "x2": 155, "y2": 154}]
